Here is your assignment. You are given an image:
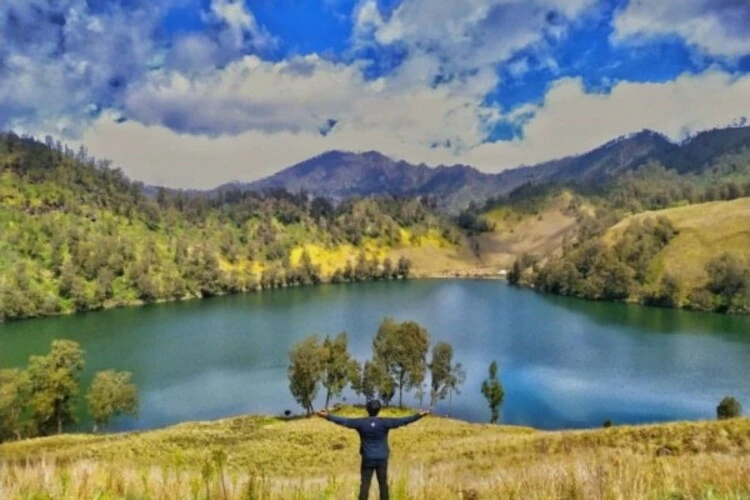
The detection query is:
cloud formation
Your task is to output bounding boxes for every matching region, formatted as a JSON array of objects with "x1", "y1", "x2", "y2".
[
  {"x1": 613, "y1": 0, "x2": 750, "y2": 58},
  {"x1": 2, "y1": 0, "x2": 750, "y2": 188},
  {"x1": 0, "y1": 0, "x2": 165, "y2": 136},
  {"x1": 79, "y1": 69, "x2": 750, "y2": 188},
  {"x1": 124, "y1": 51, "x2": 498, "y2": 153},
  {"x1": 356, "y1": 0, "x2": 597, "y2": 74},
  {"x1": 465, "y1": 69, "x2": 750, "y2": 170}
]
